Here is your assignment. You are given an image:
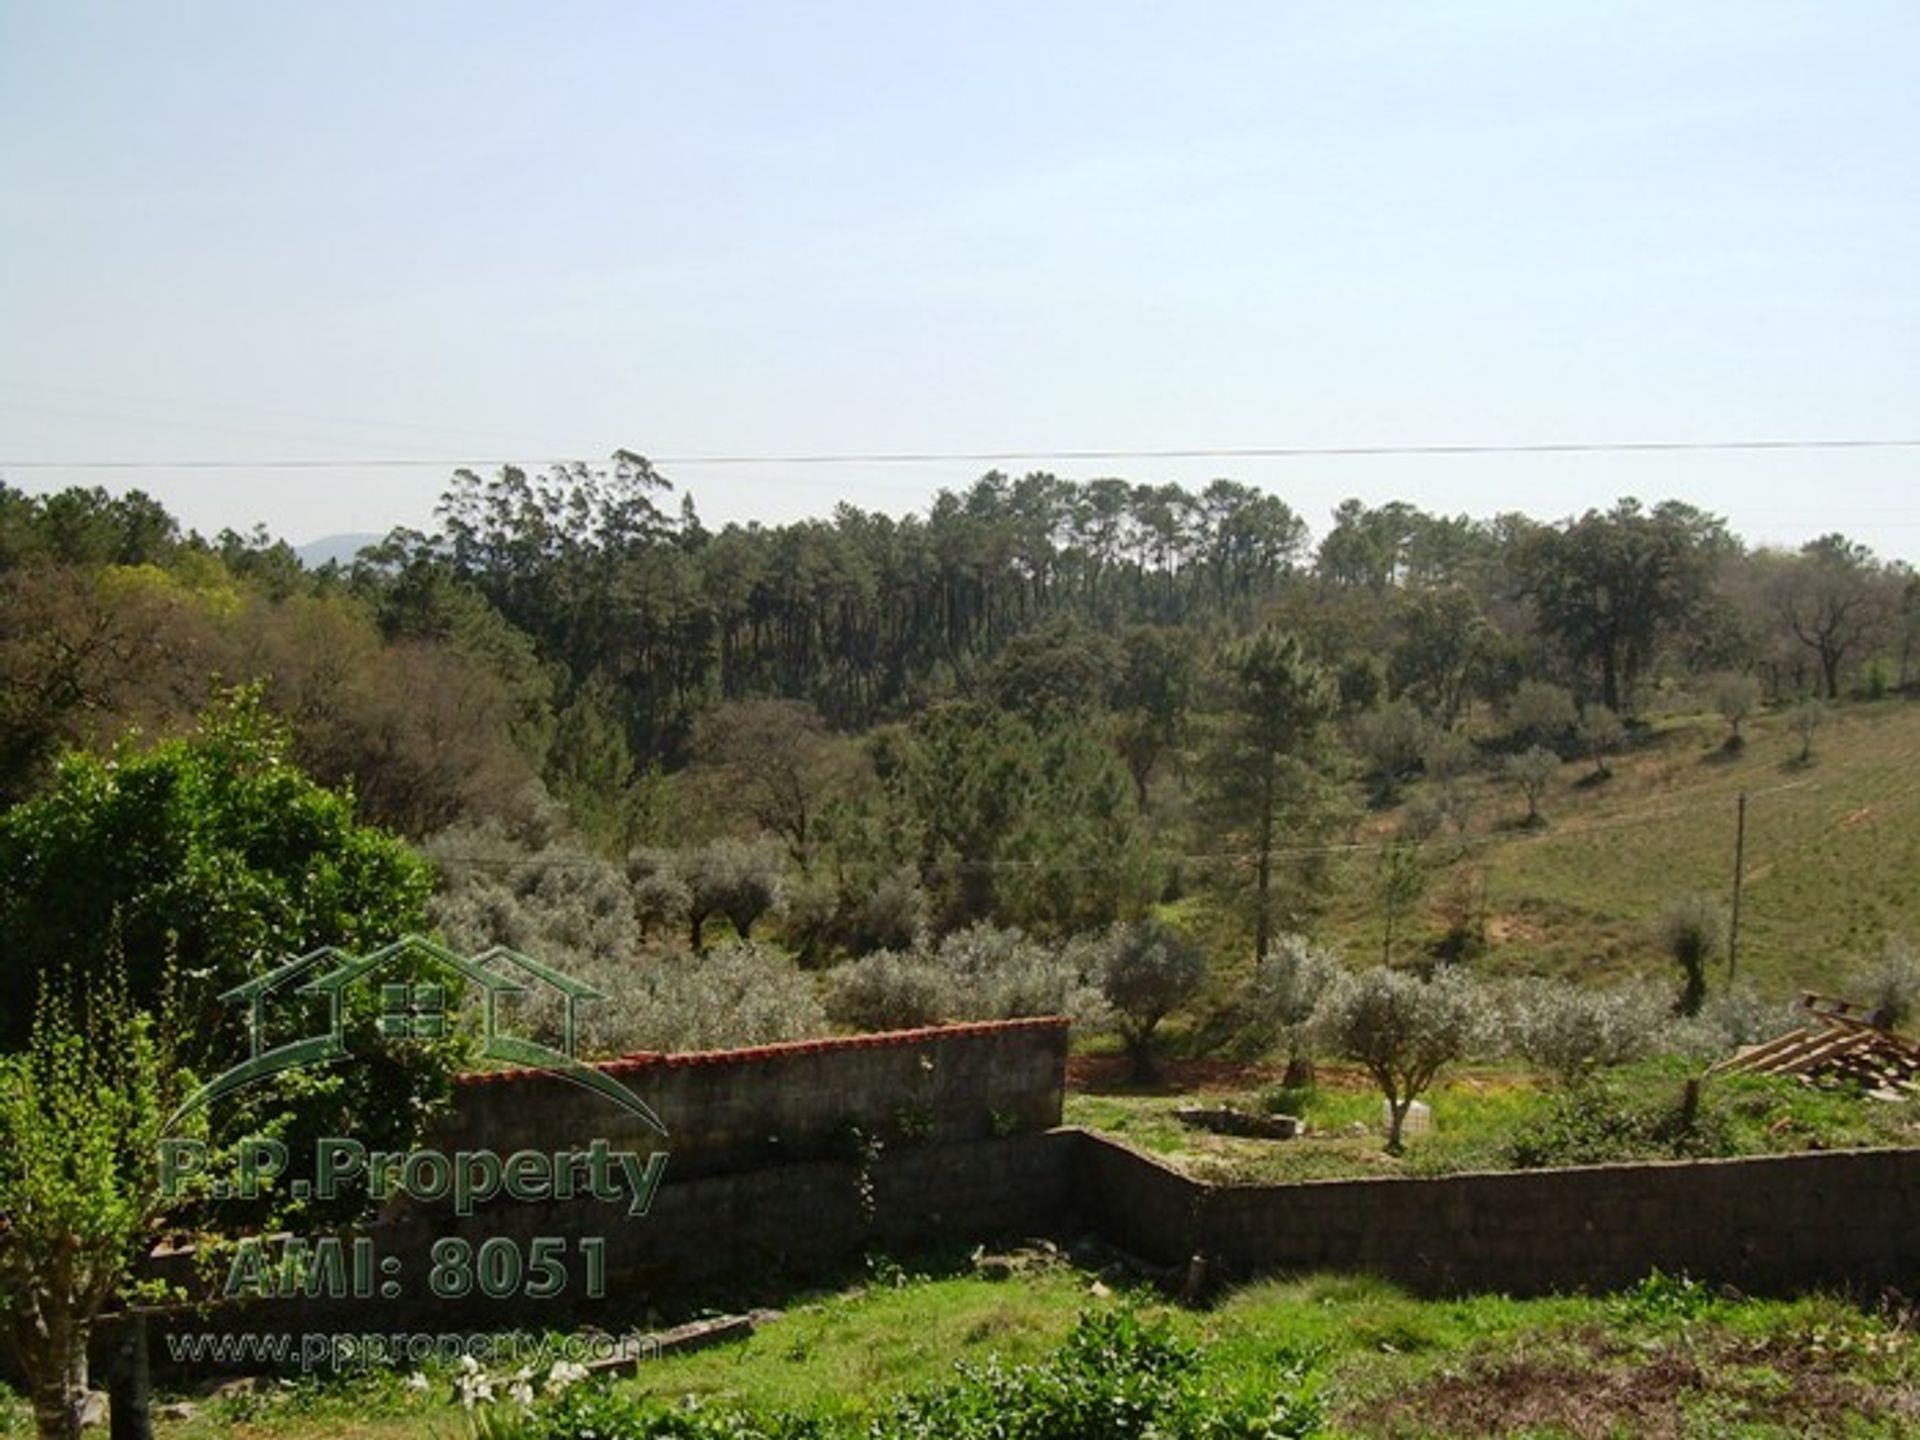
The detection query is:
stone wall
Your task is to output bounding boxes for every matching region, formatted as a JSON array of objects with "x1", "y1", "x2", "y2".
[
  {"x1": 439, "y1": 1018, "x2": 1069, "y2": 1180},
  {"x1": 1066, "y1": 1131, "x2": 1920, "y2": 1298}
]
